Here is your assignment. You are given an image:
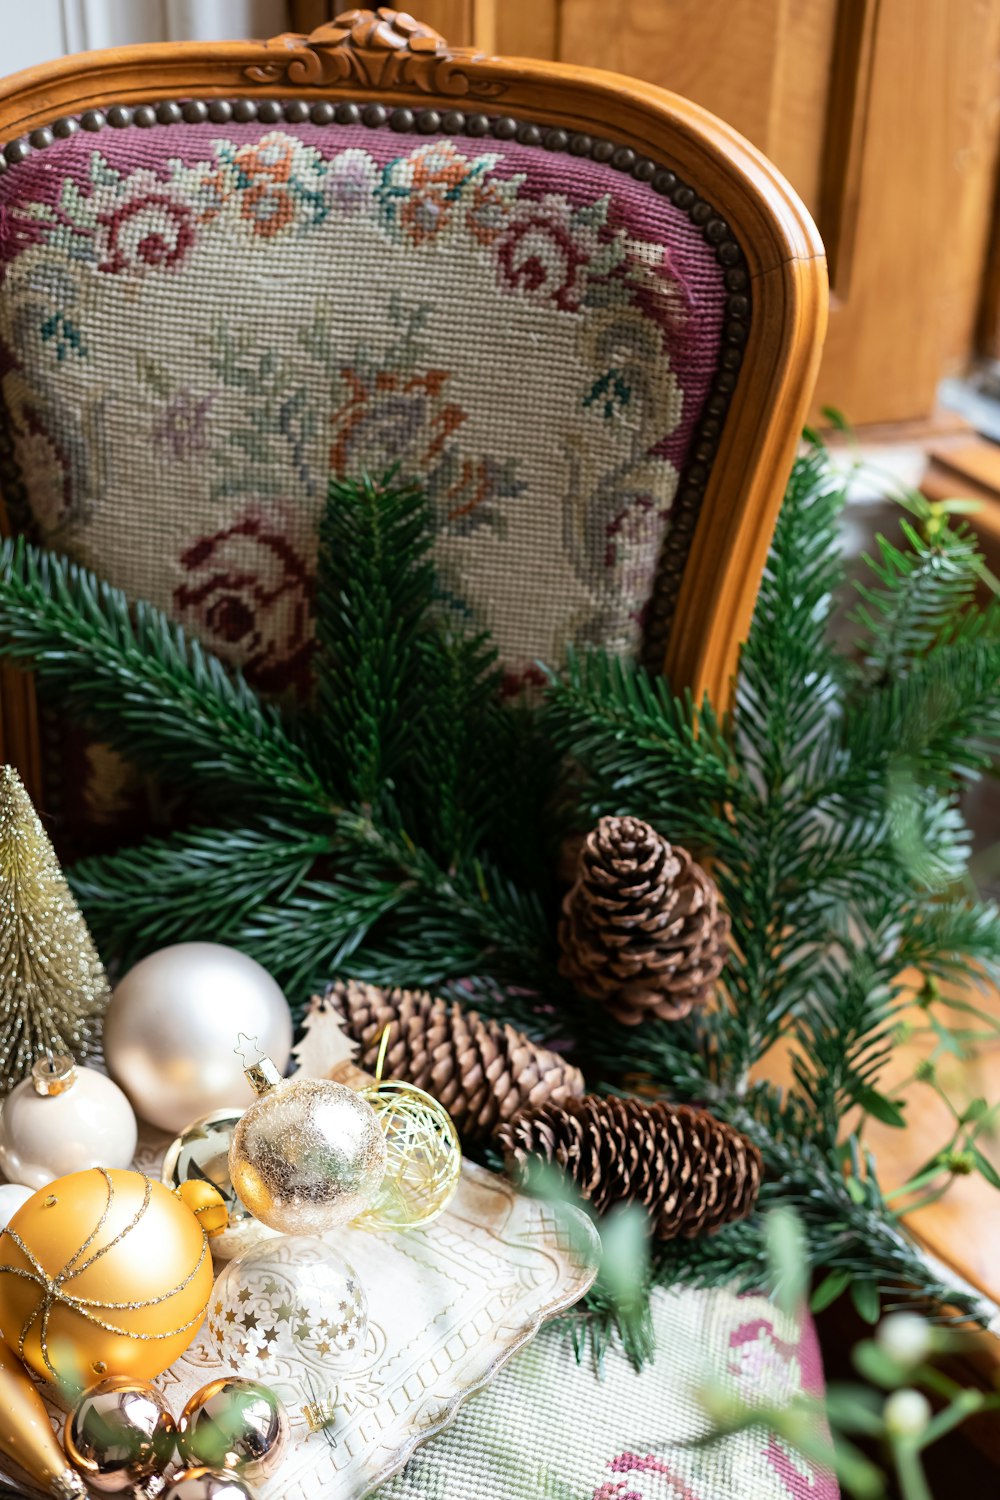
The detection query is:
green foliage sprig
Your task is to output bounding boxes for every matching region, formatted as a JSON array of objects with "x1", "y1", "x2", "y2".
[
  {"x1": 1, "y1": 446, "x2": 1000, "y2": 1342},
  {"x1": 0, "y1": 474, "x2": 558, "y2": 1033}
]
